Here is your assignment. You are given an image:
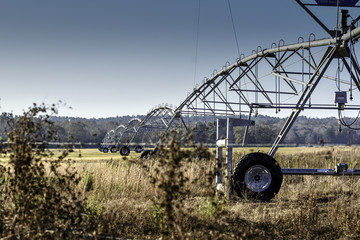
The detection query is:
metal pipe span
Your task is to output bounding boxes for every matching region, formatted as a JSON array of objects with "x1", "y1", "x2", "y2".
[
  {"x1": 172, "y1": 25, "x2": 360, "y2": 118},
  {"x1": 213, "y1": 25, "x2": 360, "y2": 83}
]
